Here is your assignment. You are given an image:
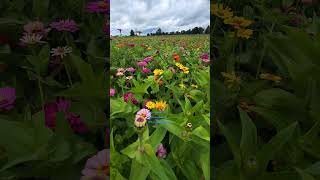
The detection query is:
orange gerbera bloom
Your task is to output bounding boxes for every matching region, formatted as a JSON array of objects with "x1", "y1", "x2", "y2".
[
  {"x1": 173, "y1": 53, "x2": 180, "y2": 62},
  {"x1": 116, "y1": 43, "x2": 125, "y2": 48}
]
